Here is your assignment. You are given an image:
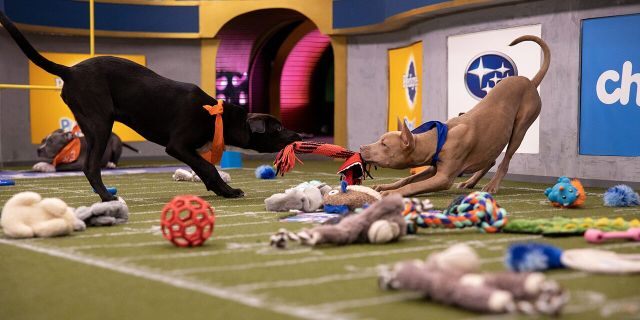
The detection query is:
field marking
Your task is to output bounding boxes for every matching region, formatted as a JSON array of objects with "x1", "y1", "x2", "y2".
[
  {"x1": 0, "y1": 238, "x2": 352, "y2": 320},
  {"x1": 173, "y1": 235, "x2": 541, "y2": 275}
]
